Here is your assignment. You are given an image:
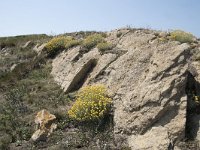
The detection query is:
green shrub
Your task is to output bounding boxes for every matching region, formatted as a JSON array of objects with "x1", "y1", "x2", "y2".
[
  {"x1": 65, "y1": 39, "x2": 81, "y2": 49},
  {"x1": 68, "y1": 85, "x2": 112, "y2": 121},
  {"x1": 82, "y1": 34, "x2": 104, "y2": 49},
  {"x1": 97, "y1": 42, "x2": 113, "y2": 54},
  {"x1": 45, "y1": 36, "x2": 73, "y2": 57},
  {"x1": 170, "y1": 30, "x2": 195, "y2": 43}
]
